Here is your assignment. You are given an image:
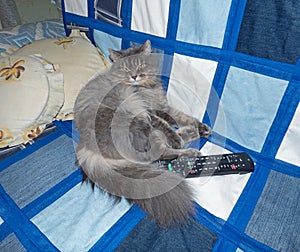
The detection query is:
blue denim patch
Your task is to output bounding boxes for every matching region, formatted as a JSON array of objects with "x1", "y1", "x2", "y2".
[
  {"x1": 236, "y1": 0, "x2": 300, "y2": 64},
  {"x1": 245, "y1": 170, "x2": 300, "y2": 251}
]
